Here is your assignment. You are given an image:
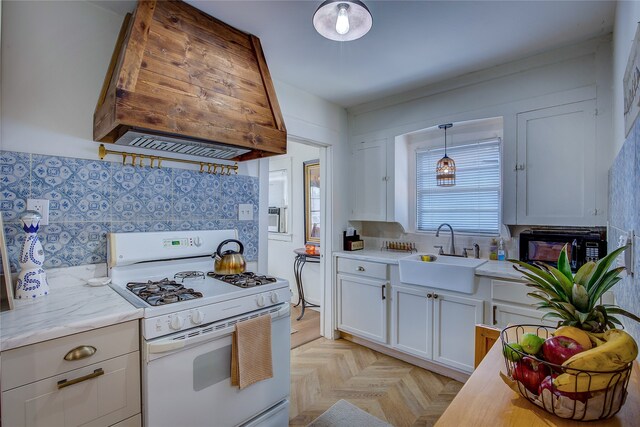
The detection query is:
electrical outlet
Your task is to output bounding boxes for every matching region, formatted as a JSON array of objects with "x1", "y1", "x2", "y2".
[
  {"x1": 27, "y1": 199, "x2": 50, "y2": 225},
  {"x1": 238, "y1": 204, "x2": 253, "y2": 221}
]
